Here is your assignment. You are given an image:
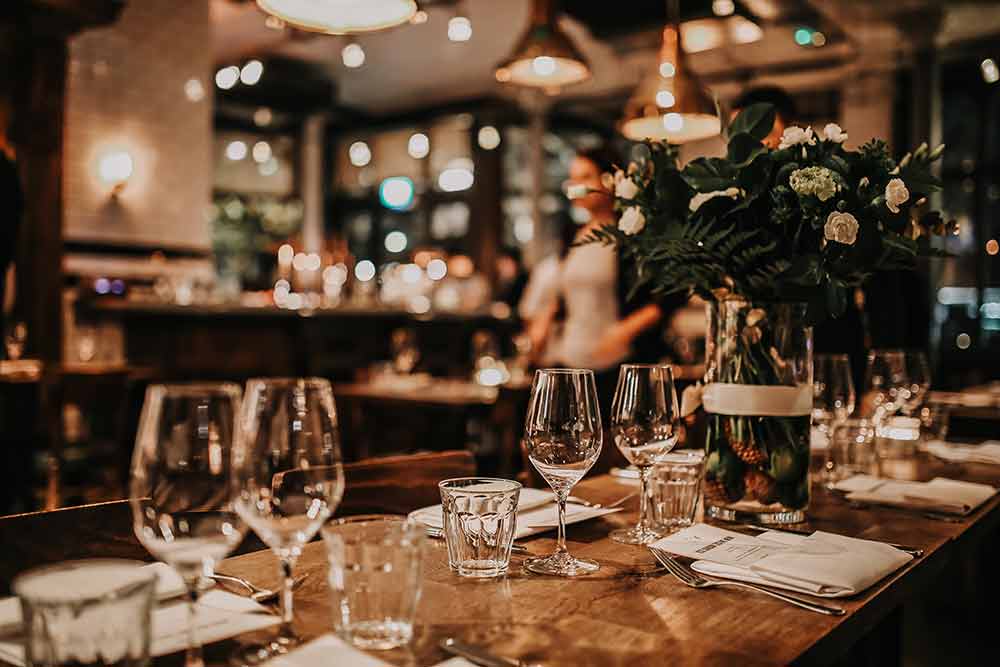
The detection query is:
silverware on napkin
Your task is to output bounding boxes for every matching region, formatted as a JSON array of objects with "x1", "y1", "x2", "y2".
[
  {"x1": 738, "y1": 524, "x2": 924, "y2": 557},
  {"x1": 648, "y1": 547, "x2": 845, "y2": 616},
  {"x1": 440, "y1": 637, "x2": 528, "y2": 667},
  {"x1": 208, "y1": 572, "x2": 309, "y2": 604}
]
